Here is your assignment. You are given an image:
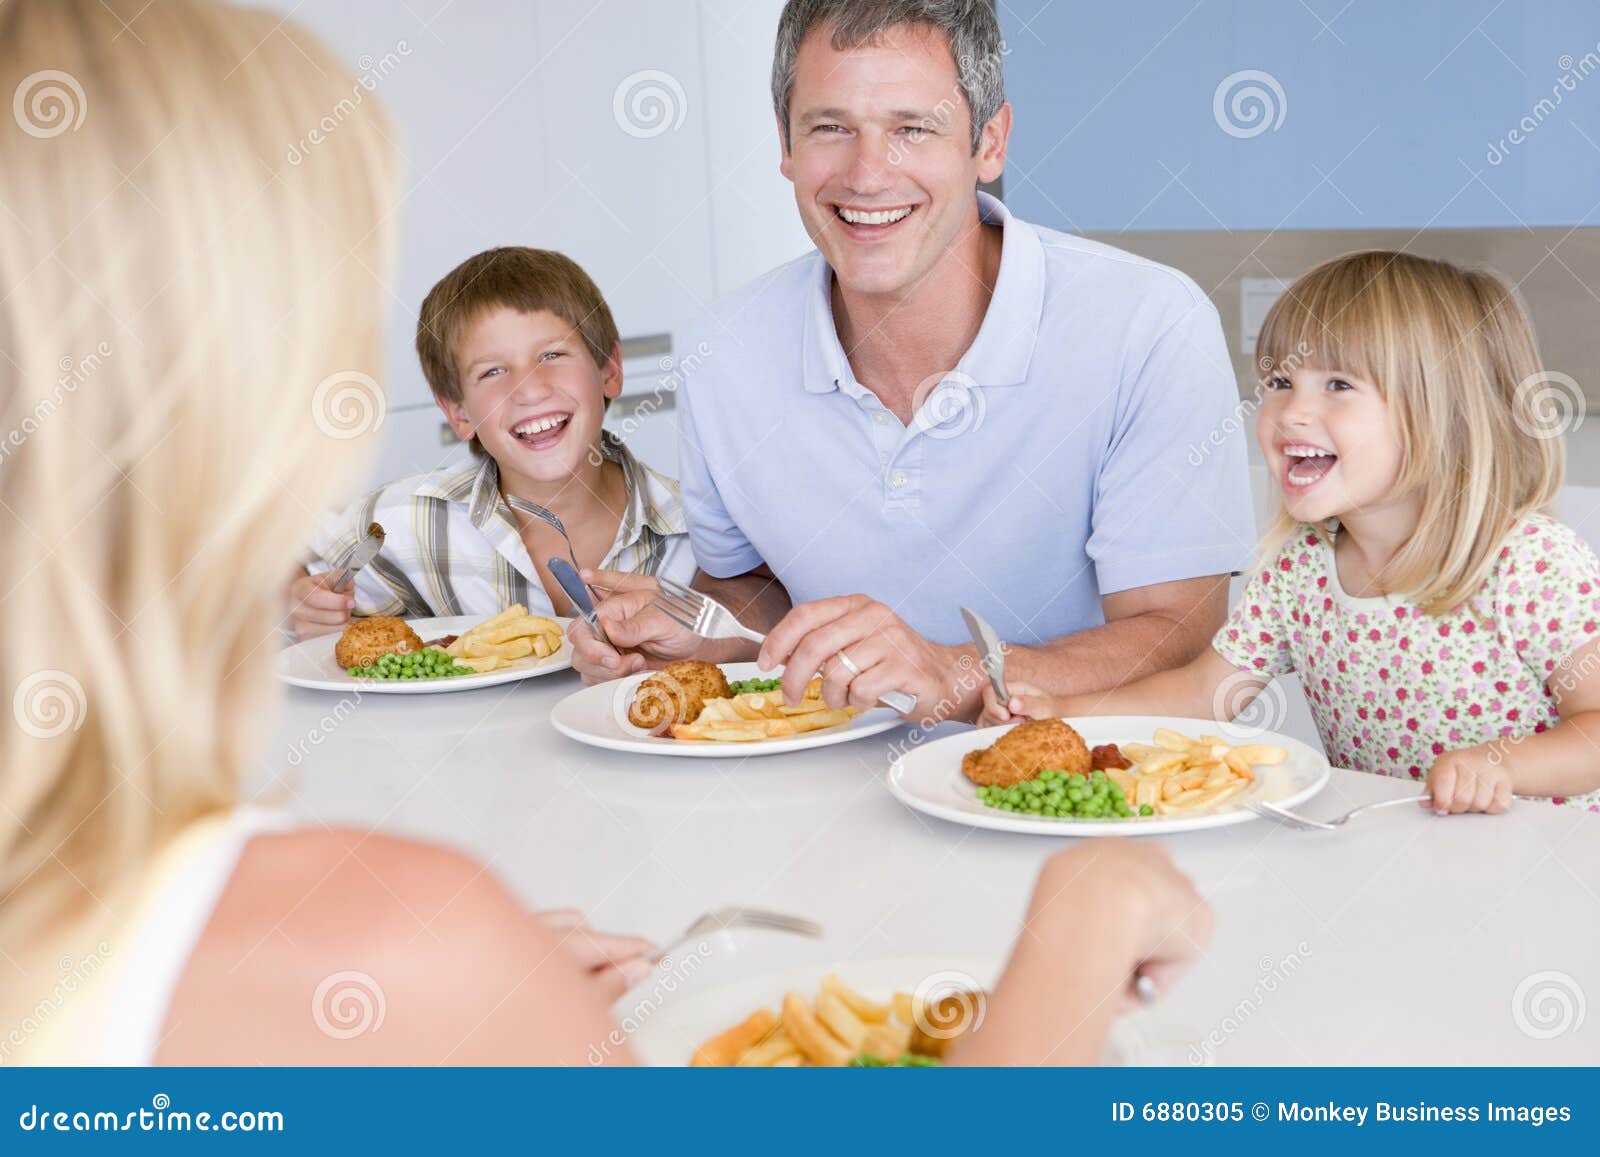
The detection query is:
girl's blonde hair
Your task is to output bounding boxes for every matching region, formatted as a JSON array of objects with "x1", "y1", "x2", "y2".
[
  {"x1": 1256, "y1": 250, "x2": 1565, "y2": 615},
  {"x1": 0, "y1": 0, "x2": 396, "y2": 969}
]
